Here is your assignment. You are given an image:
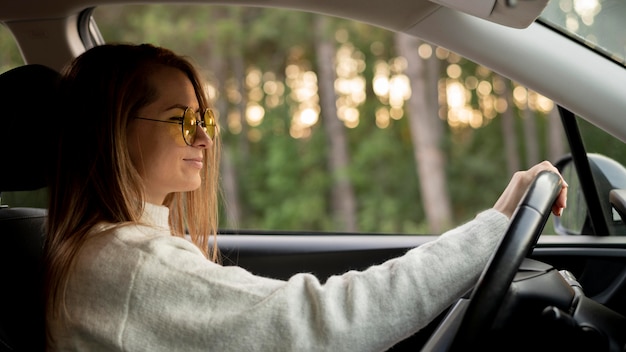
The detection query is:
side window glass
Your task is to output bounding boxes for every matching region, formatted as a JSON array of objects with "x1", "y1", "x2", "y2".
[
  {"x1": 92, "y1": 5, "x2": 568, "y2": 235},
  {"x1": 553, "y1": 116, "x2": 626, "y2": 236},
  {"x1": 555, "y1": 160, "x2": 588, "y2": 235},
  {"x1": 578, "y1": 117, "x2": 626, "y2": 167},
  {"x1": 0, "y1": 24, "x2": 24, "y2": 73}
]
